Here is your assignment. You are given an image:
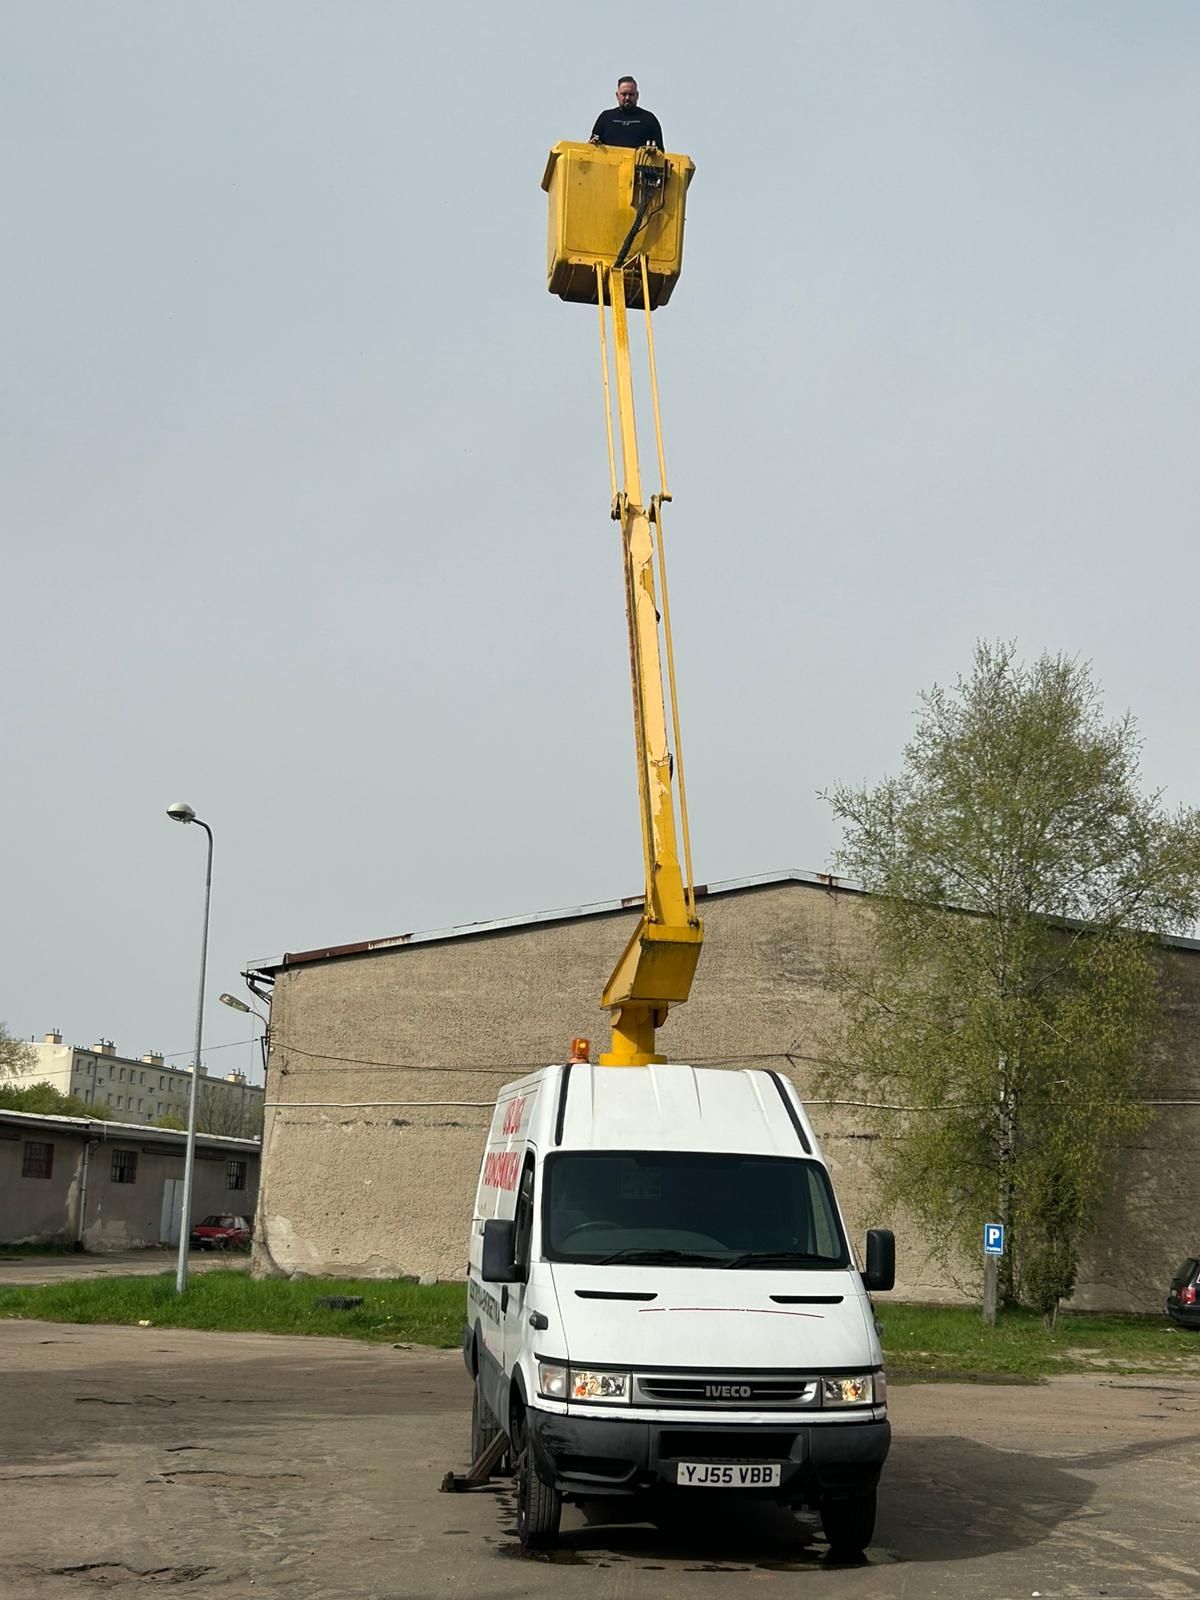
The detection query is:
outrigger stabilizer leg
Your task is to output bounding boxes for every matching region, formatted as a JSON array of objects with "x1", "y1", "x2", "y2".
[{"x1": 439, "y1": 1429, "x2": 509, "y2": 1493}]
